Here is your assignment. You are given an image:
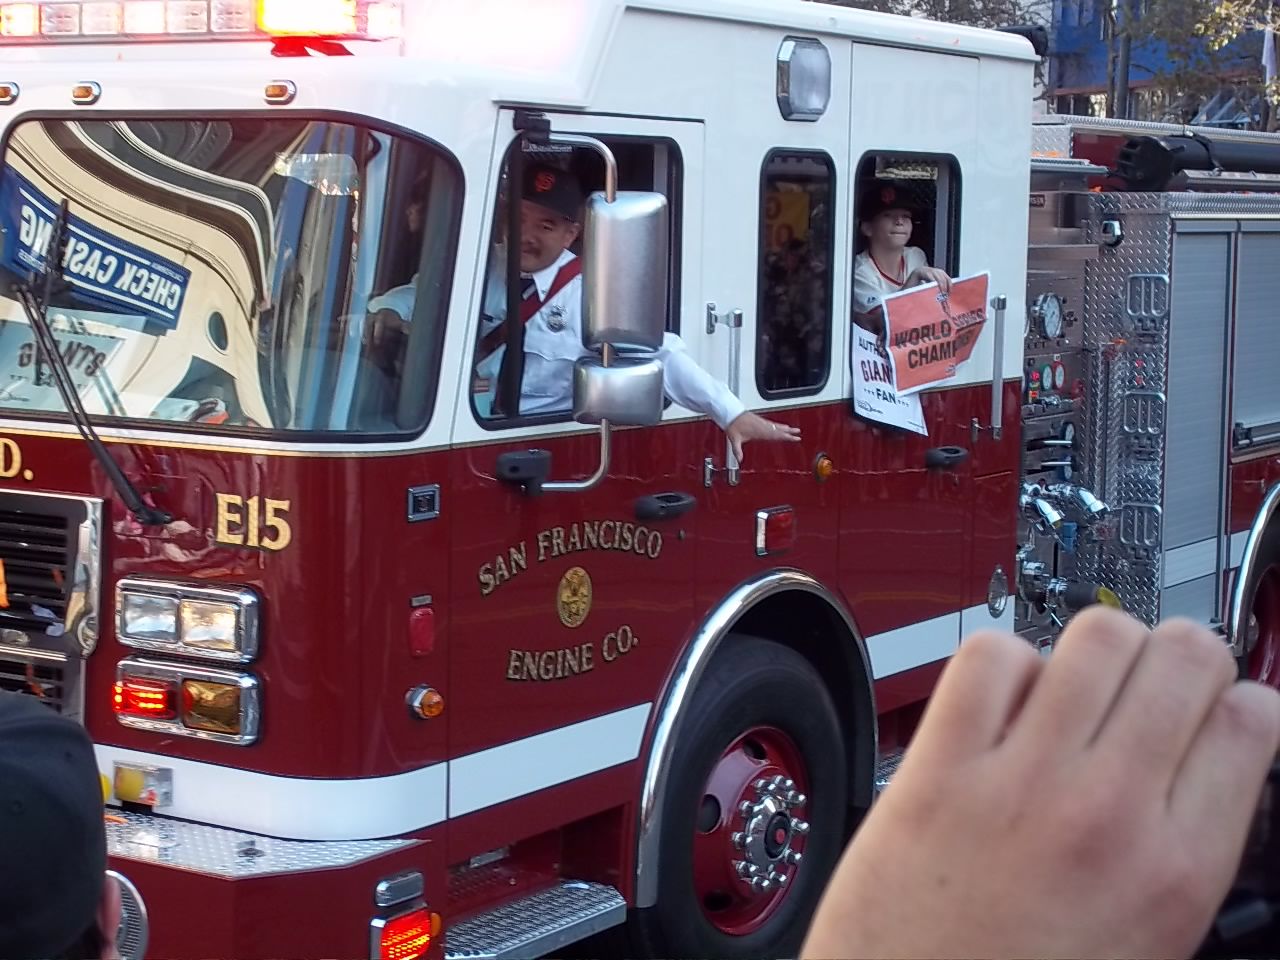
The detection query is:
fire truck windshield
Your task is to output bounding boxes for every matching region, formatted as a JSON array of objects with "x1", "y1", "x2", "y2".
[{"x1": 0, "y1": 117, "x2": 461, "y2": 438}]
